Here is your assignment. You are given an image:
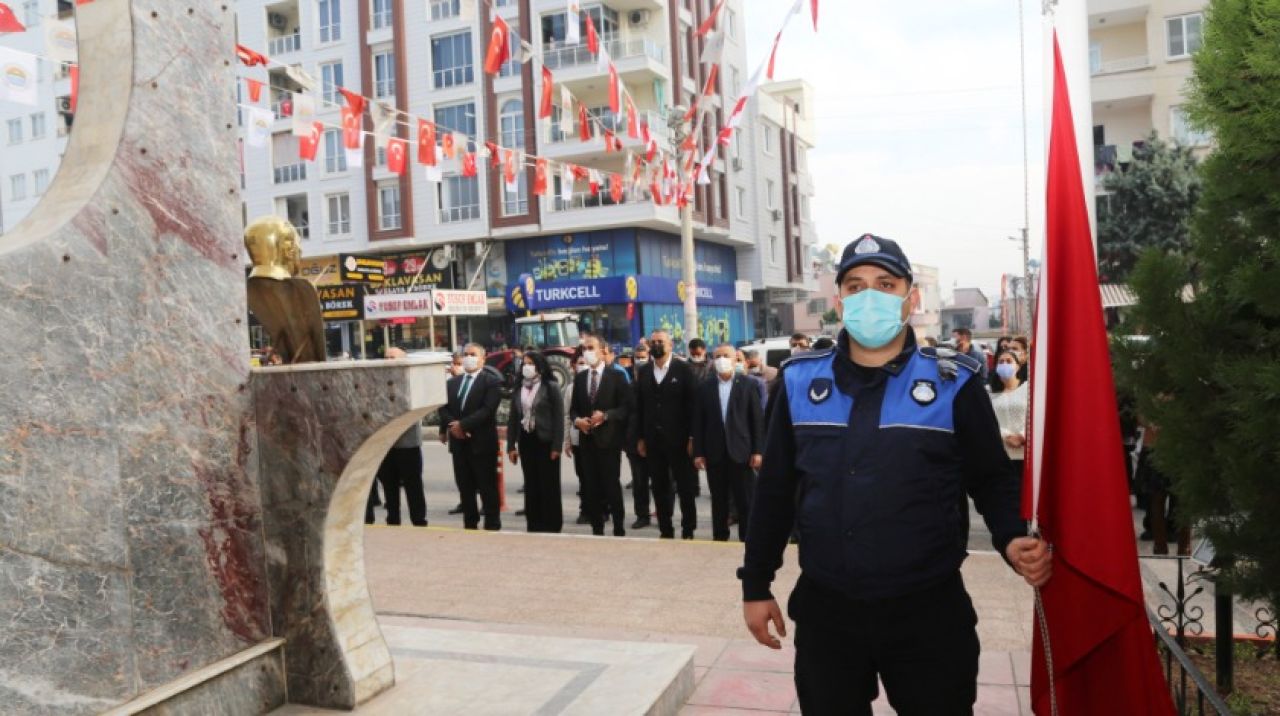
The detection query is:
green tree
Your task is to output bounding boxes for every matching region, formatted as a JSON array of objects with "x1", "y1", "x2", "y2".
[
  {"x1": 1096, "y1": 133, "x2": 1202, "y2": 283},
  {"x1": 1116, "y1": 0, "x2": 1280, "y2": 610},
  {"x1": 821, "y1": 308, "x2": 839, "y2": 329}
]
